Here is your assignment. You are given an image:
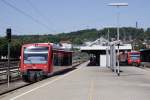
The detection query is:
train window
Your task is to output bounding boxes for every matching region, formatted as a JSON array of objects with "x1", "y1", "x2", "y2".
[
  {"x1": 53, "y1": 53, "x2": 59, "y2": 66},
  {"x1": 24, "y1": 47, "x2": 48, "y2": 52},
  {"x1": 24, "y1": 46, "x2": 49, "y2": 64},
  {"x1": 130, "y1": 53, "x2": 140, "y2": 60},
  {"x1": 24, "y1": 53, "x2": 48, "y2": 64}
]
